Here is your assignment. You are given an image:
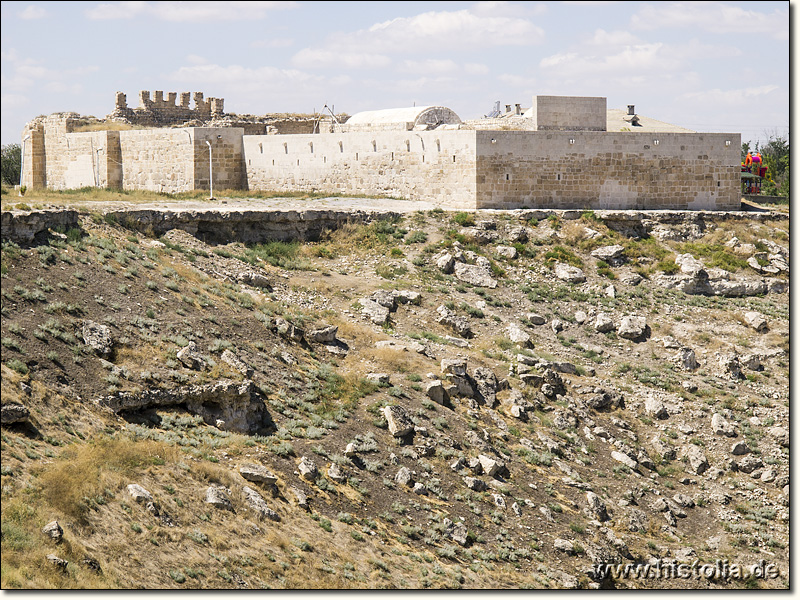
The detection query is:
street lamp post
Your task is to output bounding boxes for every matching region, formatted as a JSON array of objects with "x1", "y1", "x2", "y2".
[
  {"x1": 95, "y1": 147, "x2": 104, "y2": 187},
  {"x1": 205, "y1": 140, "x2": 213, "y2": 200}
]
